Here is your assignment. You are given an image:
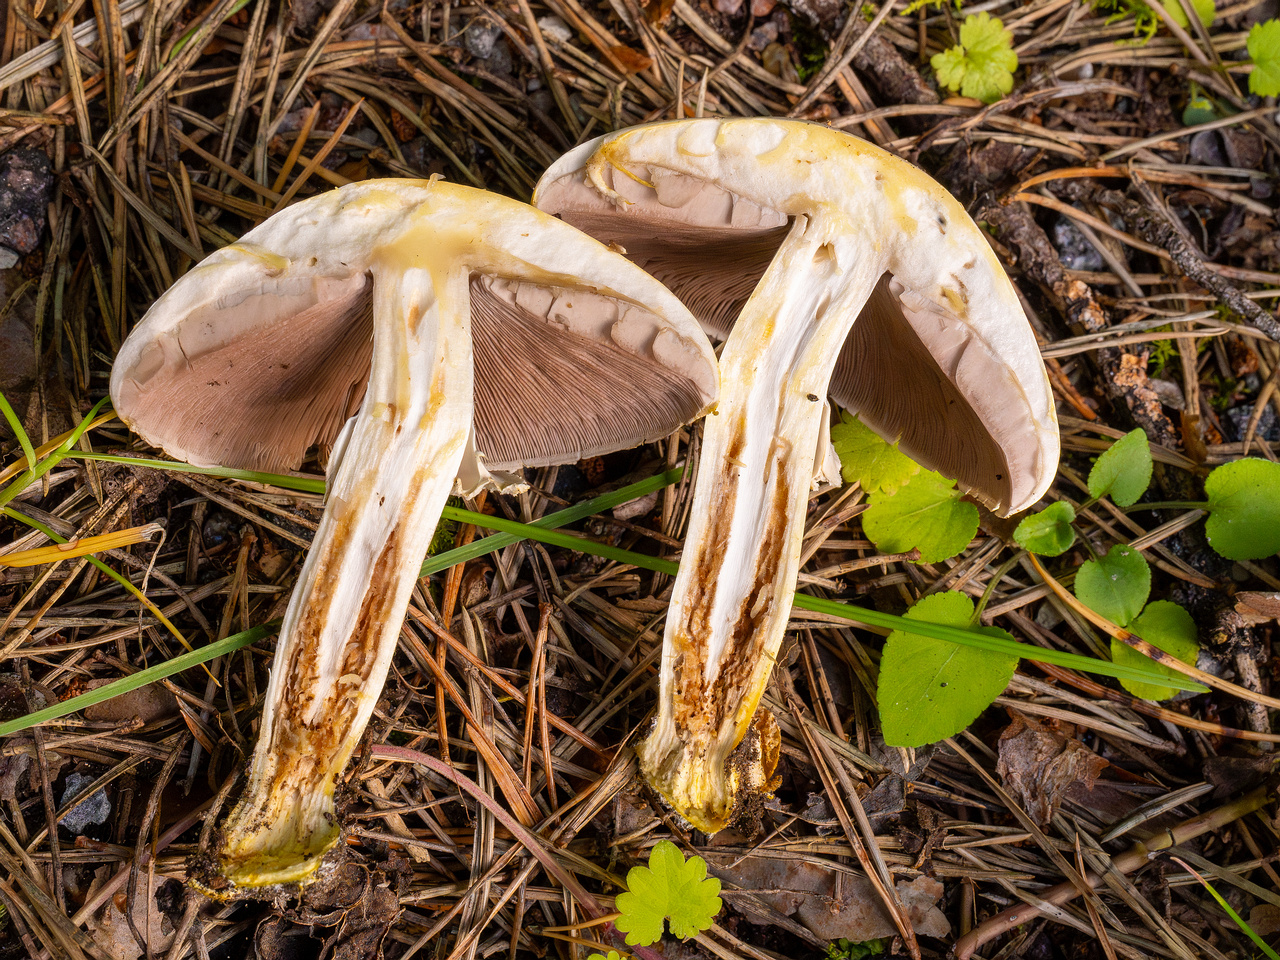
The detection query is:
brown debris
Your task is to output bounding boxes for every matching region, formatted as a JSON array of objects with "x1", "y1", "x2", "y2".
[{"x1": 996, "y1": 712, "x2": 1108, "y2": 828}]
